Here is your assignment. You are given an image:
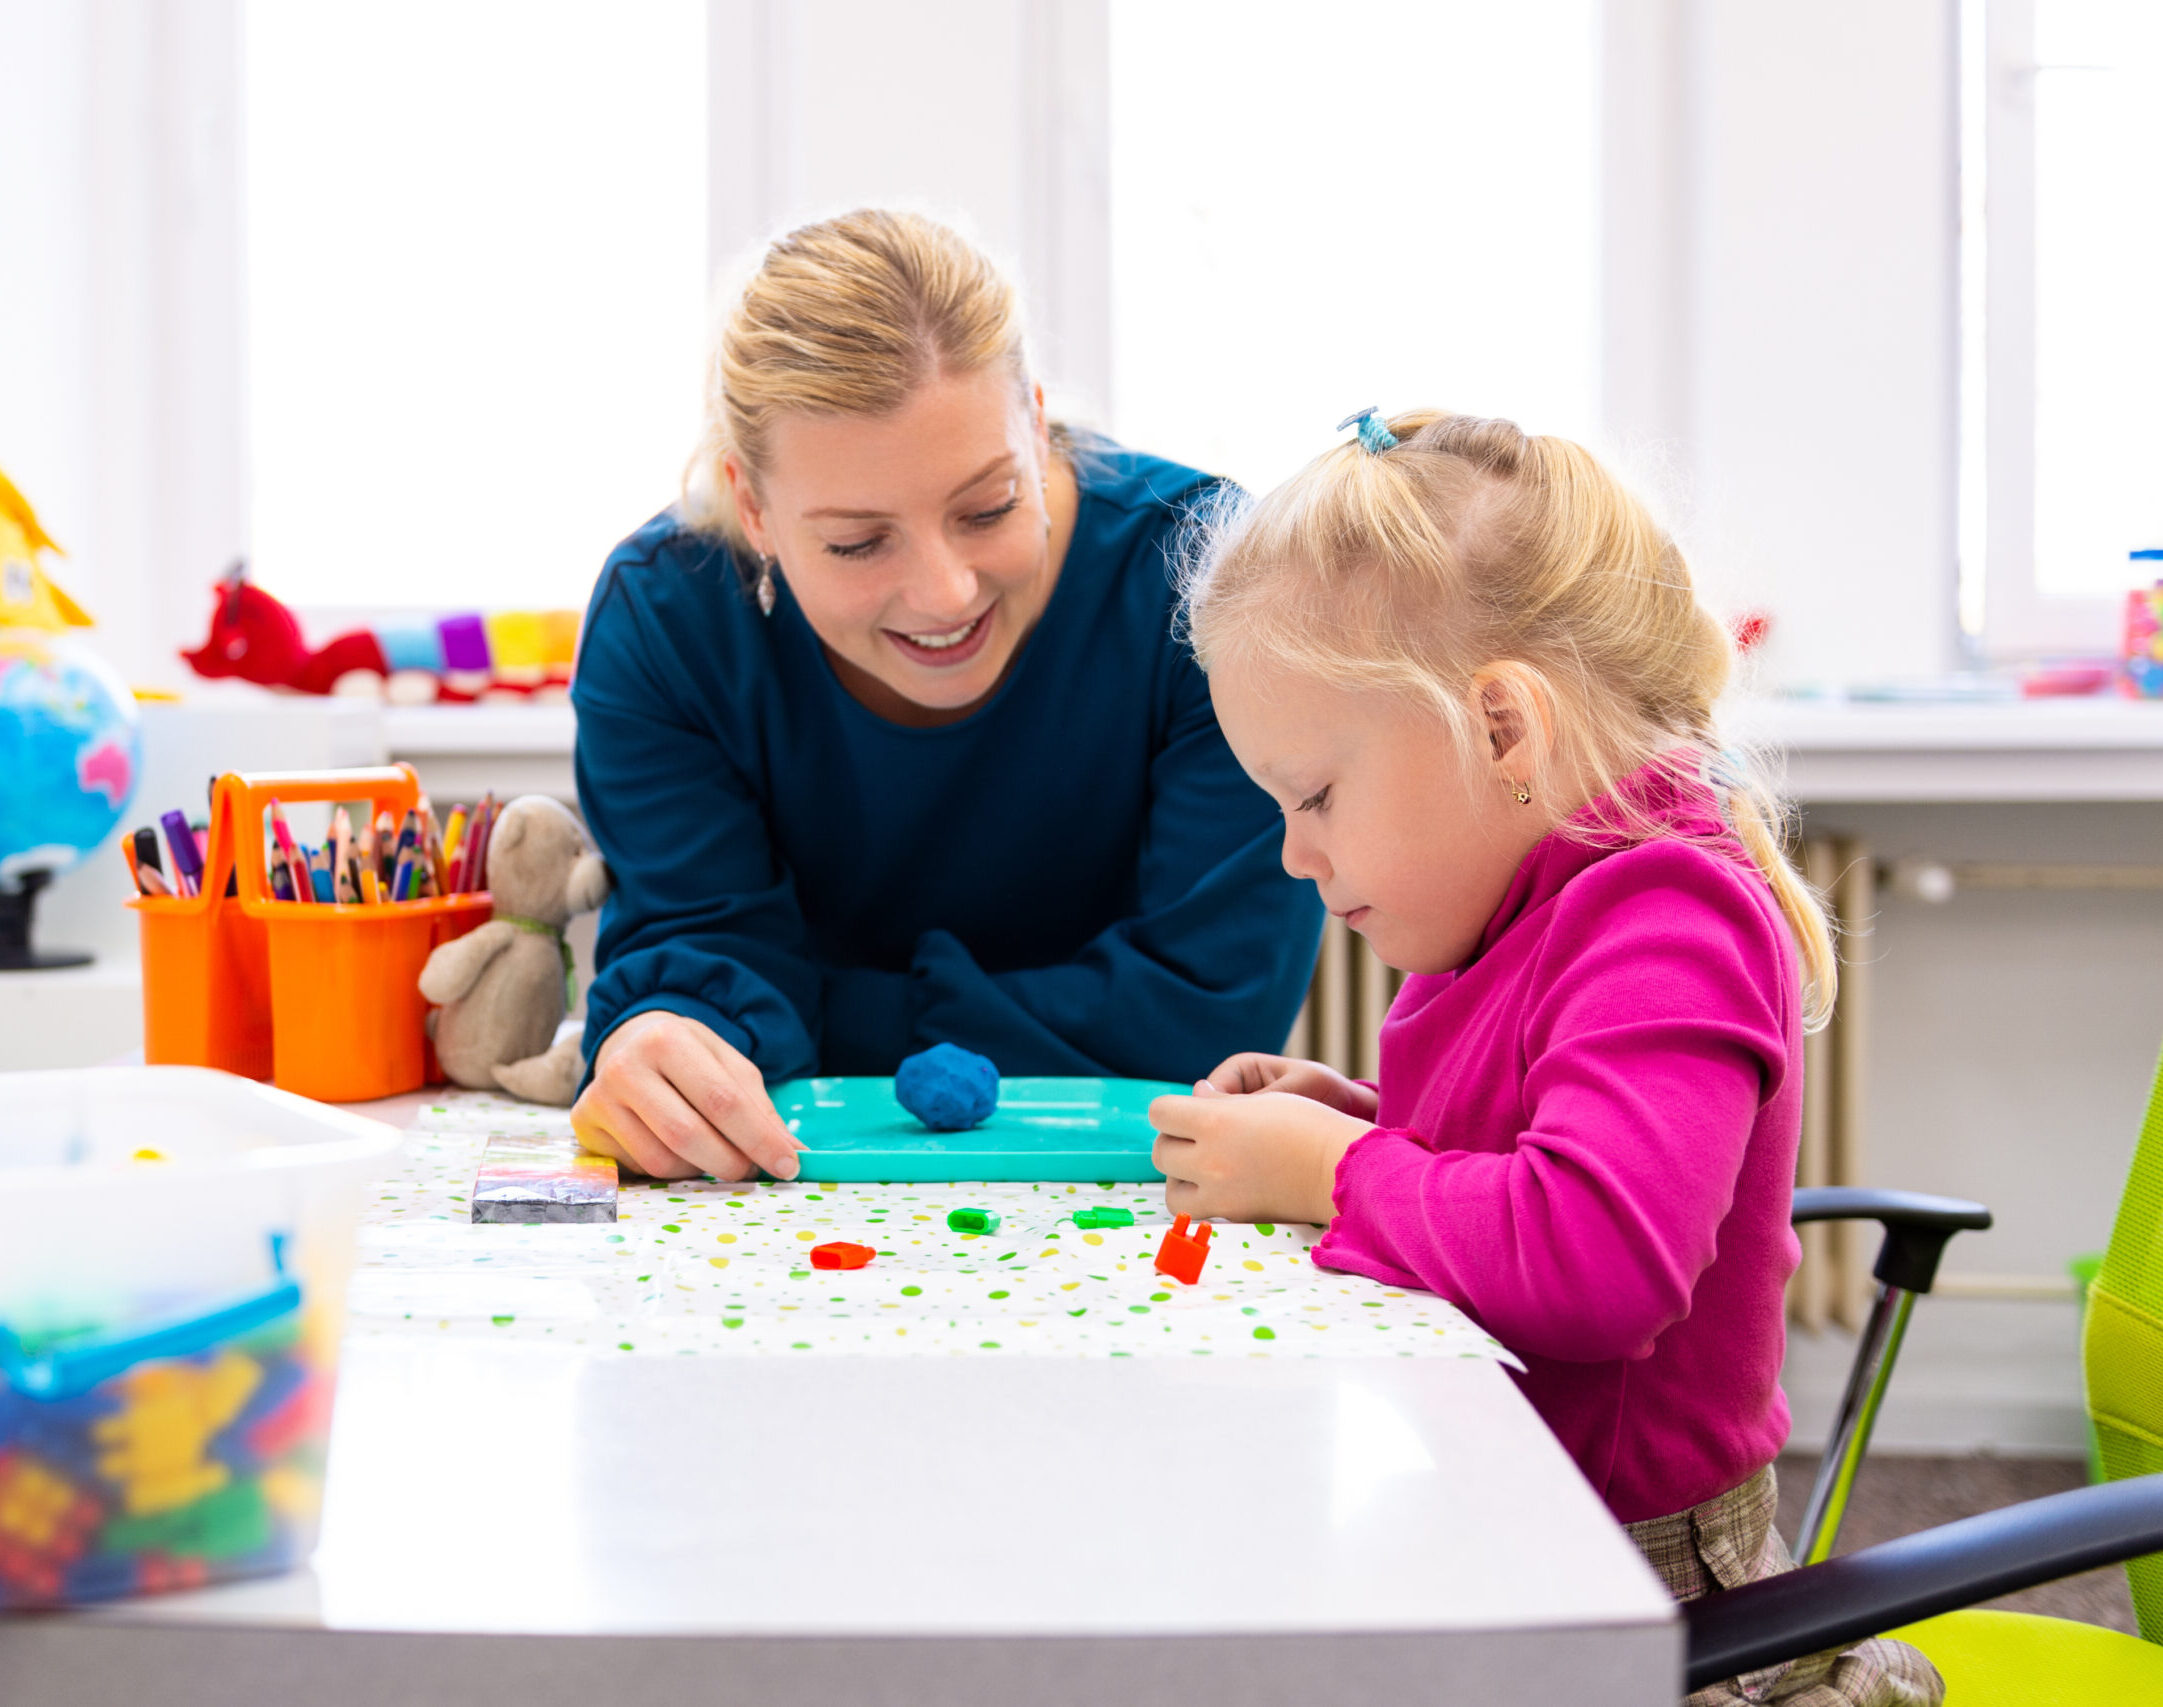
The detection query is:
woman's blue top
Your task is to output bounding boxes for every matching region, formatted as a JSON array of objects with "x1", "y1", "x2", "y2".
[{"x1": 571, "y1": 438, "x2": 1323, "y2": 1085}]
